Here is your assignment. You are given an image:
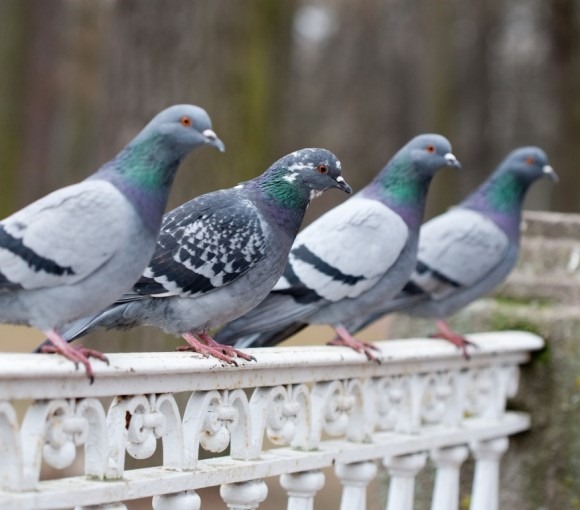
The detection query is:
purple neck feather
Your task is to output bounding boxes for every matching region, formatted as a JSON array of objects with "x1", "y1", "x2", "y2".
[{"x1": 462, "y1": 194, "x2": 522, "y2": 239}]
